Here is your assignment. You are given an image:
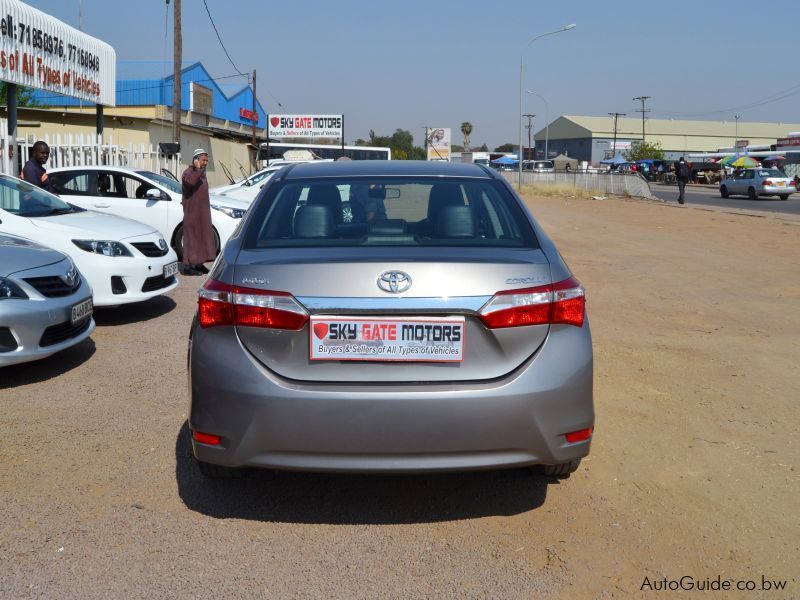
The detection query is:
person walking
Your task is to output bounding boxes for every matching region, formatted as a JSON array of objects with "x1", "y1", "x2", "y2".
[
  {"x1": 21, "y1": 141, "x2": 55, "y2": 193},
  {"x1": 675, "y1": 156, "x2": 690, "y2": 205},
  {"x1": 180, "y1": 149, "x2": 216, "y2": 275}
]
